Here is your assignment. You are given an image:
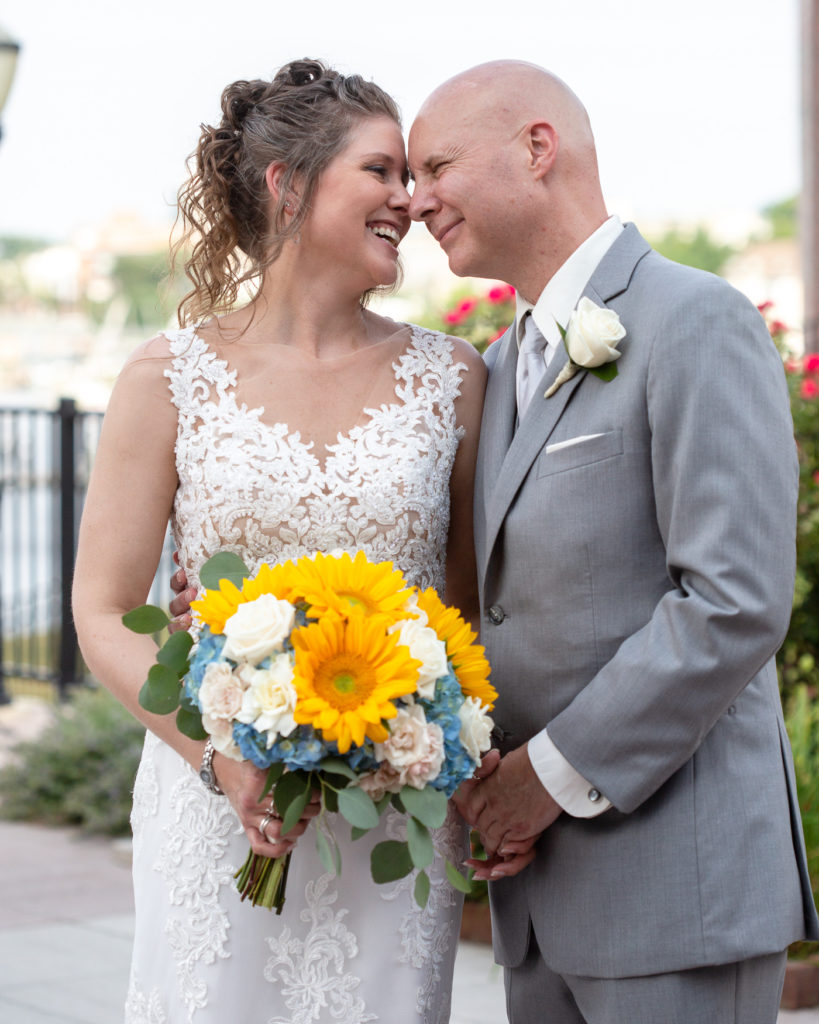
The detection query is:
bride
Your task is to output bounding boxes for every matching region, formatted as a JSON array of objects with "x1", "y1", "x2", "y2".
[{"x1": 72, "y1": 59, "x2": 486, "y2": 1023}]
